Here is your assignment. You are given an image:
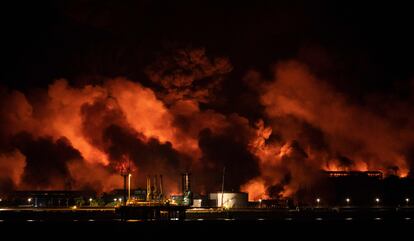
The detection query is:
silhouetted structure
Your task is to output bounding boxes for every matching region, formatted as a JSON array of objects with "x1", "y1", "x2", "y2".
[{"x1": 6, "y1": 191, "x2": 86, "y2": 207}]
